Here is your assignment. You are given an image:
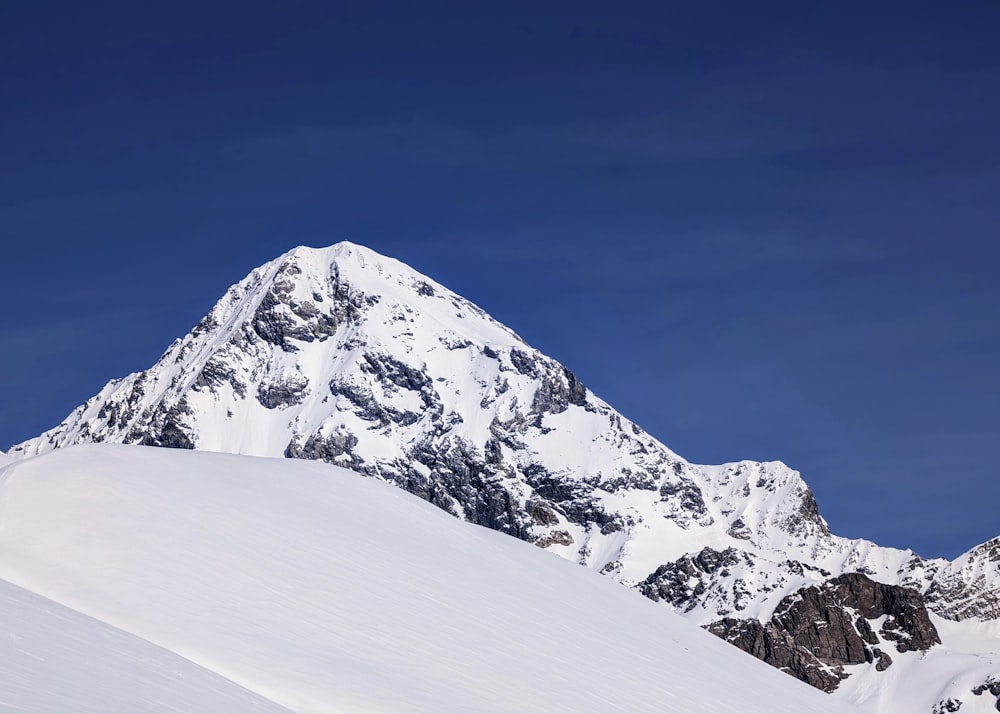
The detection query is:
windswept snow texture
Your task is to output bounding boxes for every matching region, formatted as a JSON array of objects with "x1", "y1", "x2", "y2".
[
  {"x1": 0, "y1": 445, "x2": 856, "y2": 714},
  {"x1": 0, "y1": 578, "x2": 292, "y2": 713}
]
